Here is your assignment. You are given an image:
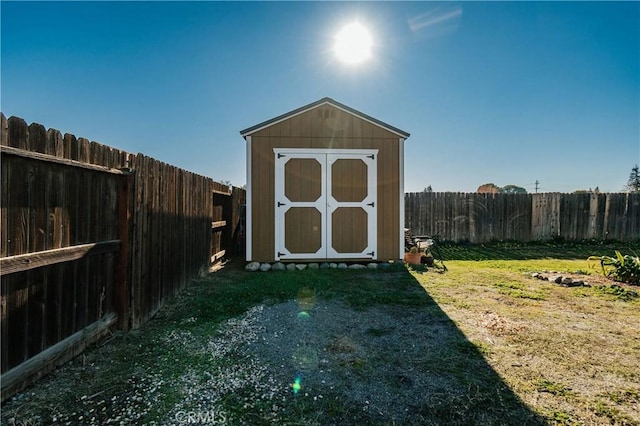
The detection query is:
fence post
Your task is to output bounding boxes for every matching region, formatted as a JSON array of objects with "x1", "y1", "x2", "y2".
[
  {"x1": 115, "y1": 168, "x2": 134, "y2": 331},
  {"x1": 1, "y1": 113, "x2": 8, "y2": 146},
  {"x1": 230, "y1": 186, "x2": 246, "y2": 257}
]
